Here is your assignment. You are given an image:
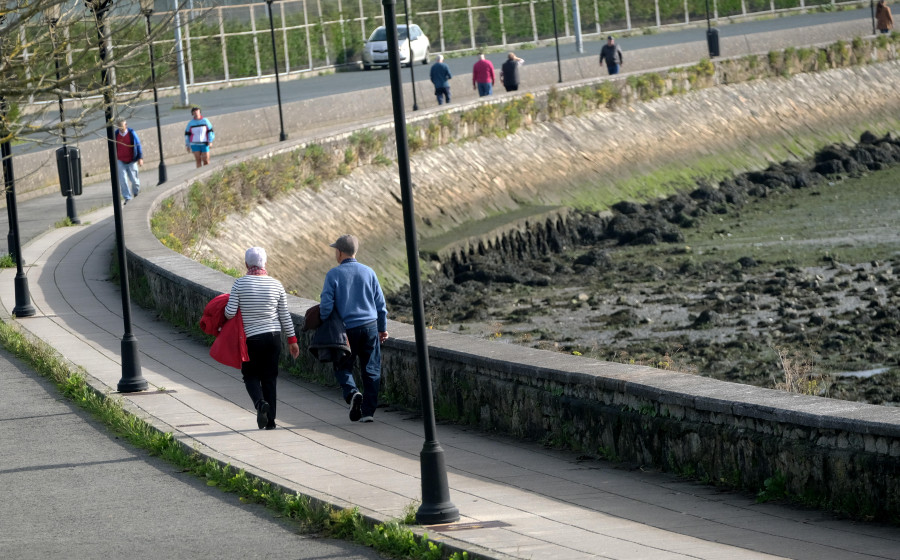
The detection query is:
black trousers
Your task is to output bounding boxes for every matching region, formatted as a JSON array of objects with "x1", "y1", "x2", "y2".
[{"x1": 242, "y1": 331, "x2": 282, "y2": 423}]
